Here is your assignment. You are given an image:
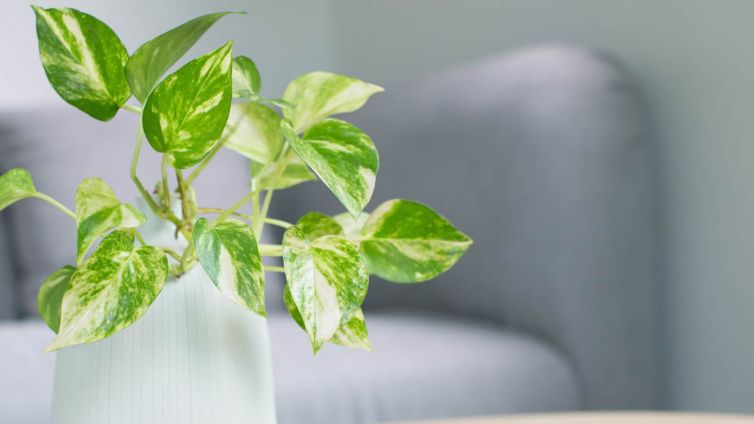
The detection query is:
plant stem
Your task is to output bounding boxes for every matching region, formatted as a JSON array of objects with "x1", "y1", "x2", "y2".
[
  {"x1": 255, "y1": 189, "x2": 275, "y2": 236},
  {"x1": 175, "y1": 169, "x2": 194, "y2": 232},
  {"x1": 132, "y1": 229, "x2": 147, "y2": 246},
  {"x1": 259, "y1": 244, "x2": 283, "y2": 256},
  {"x1": 263, "y1": 265, "x2": 285, "y2": 273},
  {"x1": 122, "y1": 104, "x2": 142, "y2": 114},
  {"x1": 162, "y1": 248, "x2": 182, "y2": 262},
  {"x1": 264, "y1": 217, "x2": 292, "y2": 229},
  {"x1": 160, "y1": 156, "x2": 171, "y2": 211},
  {"x1": 197, "y1": 207, "x2": 251, "y2": 220},
  {"x1": 213, "y1": 189, "x2": 260, "y2": 224},
  {"x1": 131, "y1": 128, "x2": 161, "y2": 215},
  {"x1": 33, "y1": 193, "x2": 76, "y2": 221}
]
